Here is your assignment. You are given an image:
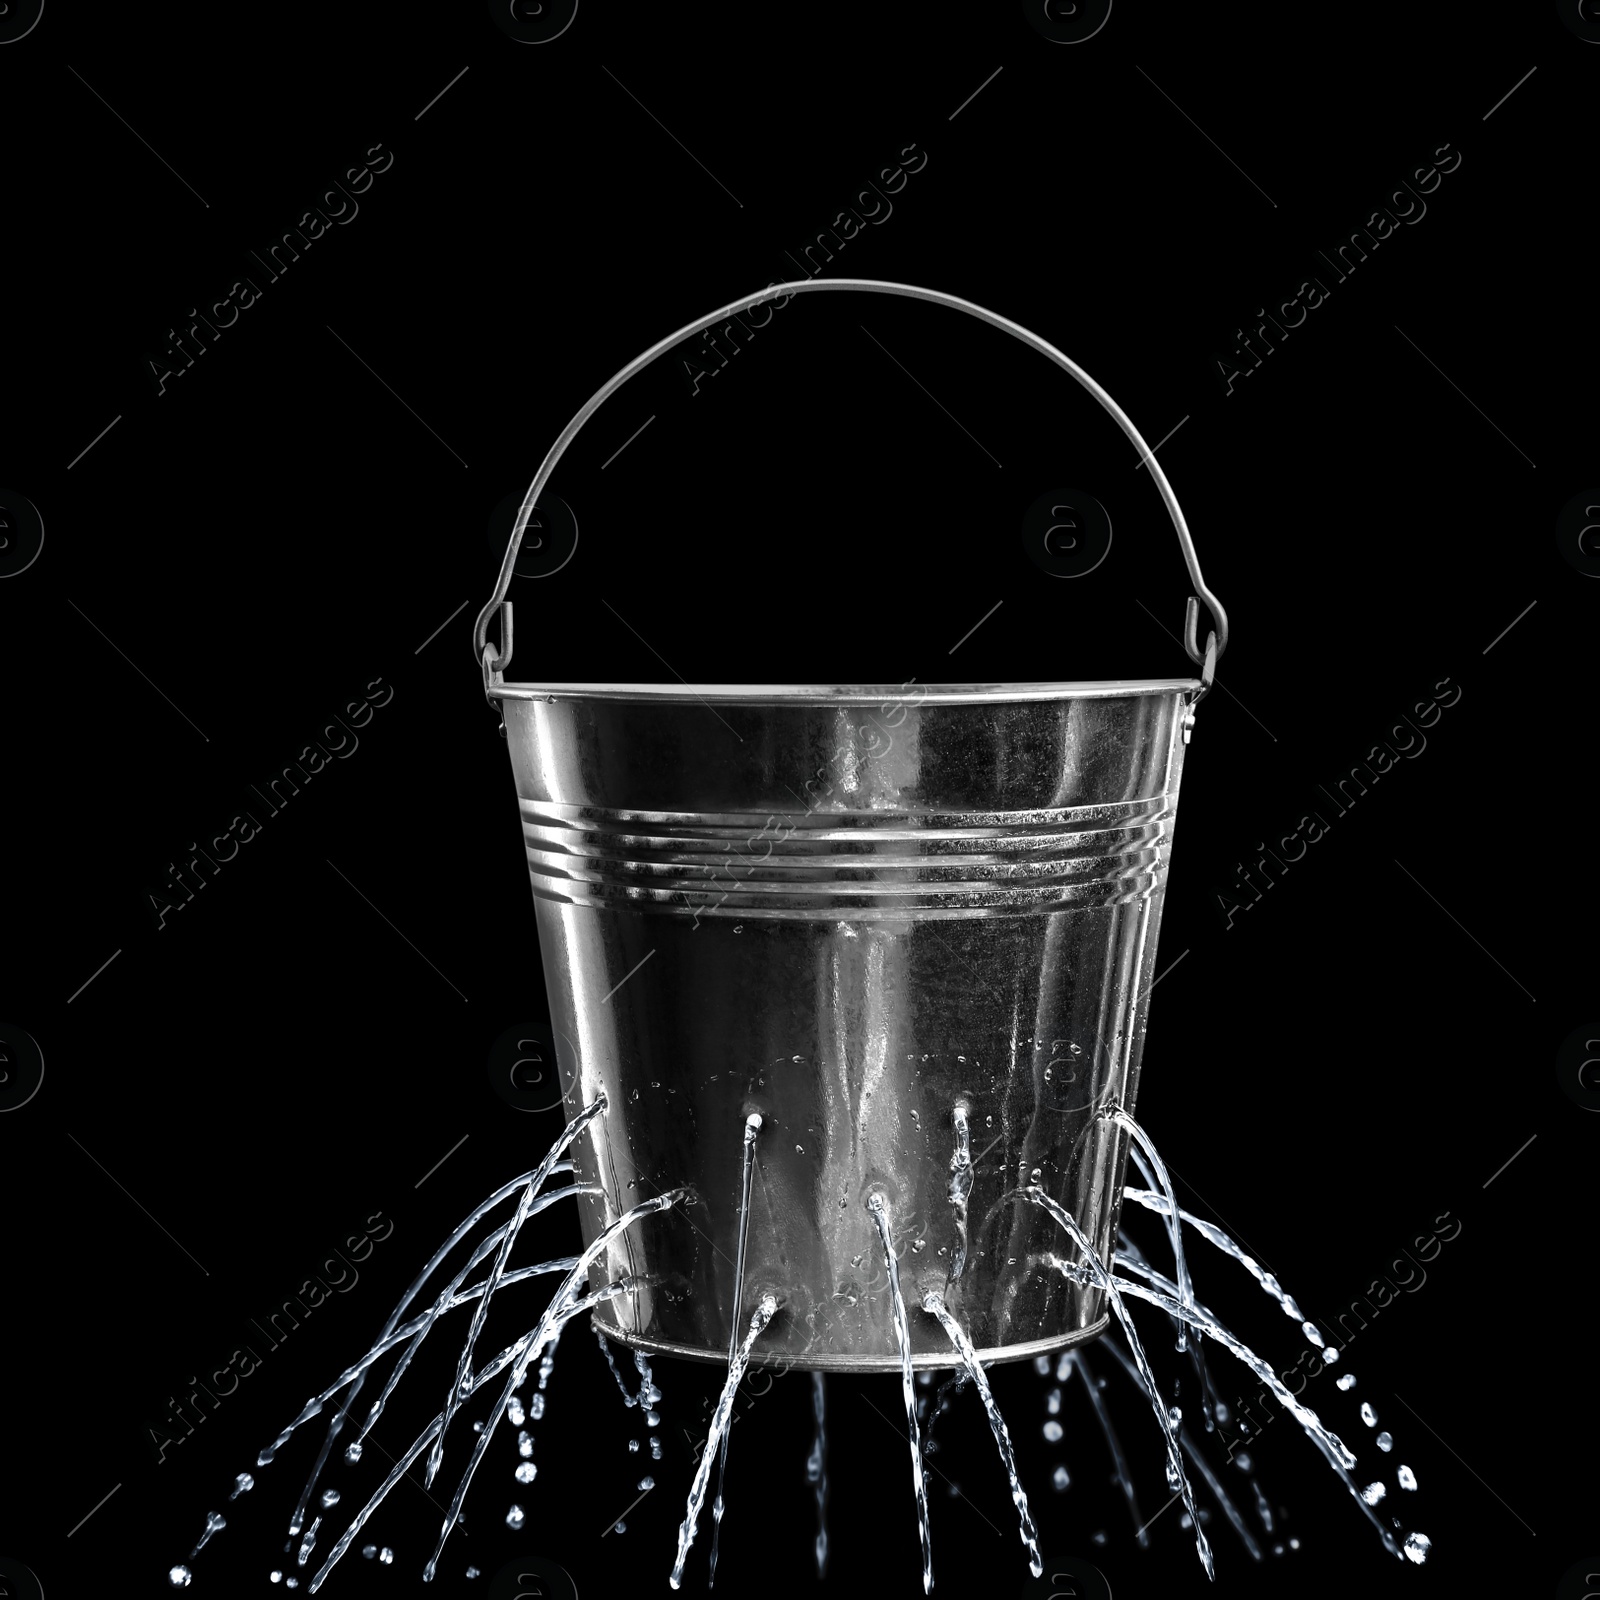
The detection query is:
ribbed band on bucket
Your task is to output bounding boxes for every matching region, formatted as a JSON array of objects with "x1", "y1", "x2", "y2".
[{"x1": 520, "y1": 795, "x2": 1177, "y2": 918}]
